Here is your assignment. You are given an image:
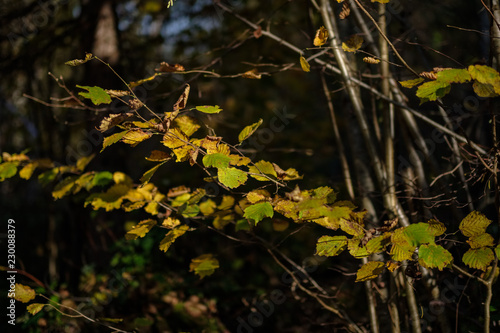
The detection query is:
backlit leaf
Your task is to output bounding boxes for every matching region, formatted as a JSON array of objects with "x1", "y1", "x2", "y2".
[
  {"x1": 199, "y1": 199, "x2": 216, "y2": 215},
  {"x1": 249, "y1": 160, "x2": 277, "y2": 181},
  {"x1": 125, "y1": 219, "x2": 157, "y2": 240},
  {"x1": 27, "y1": 303, "x2": 45, "y2": 315},
  {"x1": 189, "y1": 254, "x2": 219, "y2": 279},
  {"x1": 52, "y1": 175, "x2": 79, "y2": 199},
  {"x1": 418, "y1": 244, "x2": 453, "y2": 270},
  {"x1": 0, "y1": 162, "x2": 17, "y2": 181},
  {"x1": 77, "y1": 85, "x2": 112, "y2": 105},
  {"x1": 238, "y1": 119, "x2": 263, "y2": 143},
  {"x1": 162, "y1": 128, "x2": 189, "y2": 149},
  {"x1": 11, "y1": 284, "x2": 36, "y2": 303},
  {"x1": 462, "y1": 247, "x2": 494, "y2": 271},
  {"x1": 390, "y1": 228, "x2": 416, "y2": 261},
  {"x1": 342, "y1": 35, "x2": 363, "y2": 52},
  {"x1": 101, "y1": 130, "x2": 128, "y2": 152},
  {"x1": 84, "y1": 183, "x2": 130, "y2": 211},
  {"x1": 246, "y1": 189, "x2": 270, "y2": 203},
  {"x1": 174, "y1": 115, "x2": 200, "y2": 136},
  {"x1": 416, "y1": 80, "x2": 451, "y2": 102},
  {"x1": 403, "y1": 223, "x2": 435, "y2": 246},
  {"x1": 348, "y1": 237, "x2": 370, "y2": 258},
  {"x1": 313, "y1": 26, "x2": 328, "y2": 47},
  {"x1": 140, "y1": 161, "x2": 167, "y2": 184},
  {"x1": 316, "y1": 235, "x2": 348, "y2": 256},
  {"x1": 426, "y1": 219, "x2": 446, "y2": 236},
  {"x1": 159, "y1": 225, "x2": 189, "y2": 252},
  {"x1": 195, "y1": 105, "x2": 222, "y2": 114},
  {"x1": 366, "y1": 232, "x2": 392, "y2": 254},
  {"x1": 472, "y1": 81, "x2": 498, "y2": 97},
  {"x1": 459, "y1": 211, "x2": 492, "y2": 237},
  {"x1": 467, "y1": 233, "x2": 495, "y2": 249},
  {"x1": 76, "y1": 154, "x2": 95, "y2": 172},
  {"x1": 340, "y1": 218, "x2": 364, "y2": 237},
  {"x1": 436, "y1": 68, "x2": 471, "y2": 83},
  {"x1": 128, "y1": 74, "x2": 160, "y2": 88},
  {"x1": 300, "y1": 56, "x2": 310, "y2": 72},
  {"x1": 356, "y1": 261, "x2": 385, "y2": 282},
  {"x1": 19, "y1": 163, "x2": 37, "y2": 180},
  {"x1": 243, "y1": 202, "x2": 274, "y2": 225},
  {"x1": 202, "y1": 153, "x2": 231, "y2": 169},
  {"x1": 121, "y1": 129, "x2": 152, "y2": 146},
  {"x1": 399, "y1": 78, "x2": 424, "y2": 88},
  {"x1": 218, "y1": 167, "x2": 248, "y2": 189}
]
